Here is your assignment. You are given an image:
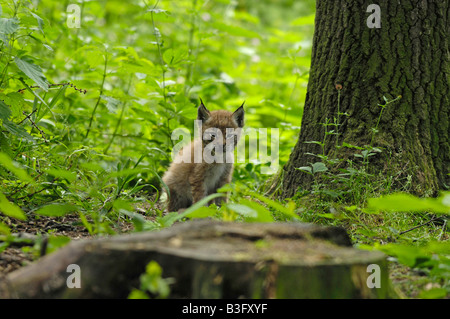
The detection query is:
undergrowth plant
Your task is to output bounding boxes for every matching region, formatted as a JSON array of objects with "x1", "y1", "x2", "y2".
[{"x1": 0, "y1": 0, "x2": 314, "y2": 239}]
